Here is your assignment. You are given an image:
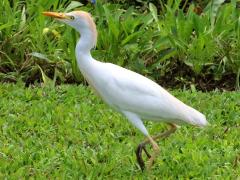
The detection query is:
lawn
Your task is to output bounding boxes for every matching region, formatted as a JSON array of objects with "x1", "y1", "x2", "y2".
[{"x1": 0, "y1": 83, "x2": 239, "y2": 178}]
